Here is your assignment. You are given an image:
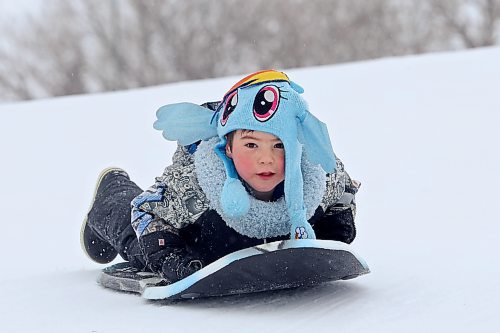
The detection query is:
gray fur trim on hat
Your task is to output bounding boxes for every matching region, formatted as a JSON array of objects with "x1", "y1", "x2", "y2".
[{"x1": 194, "y1": 137, "x2": 326, "y2": 239}]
